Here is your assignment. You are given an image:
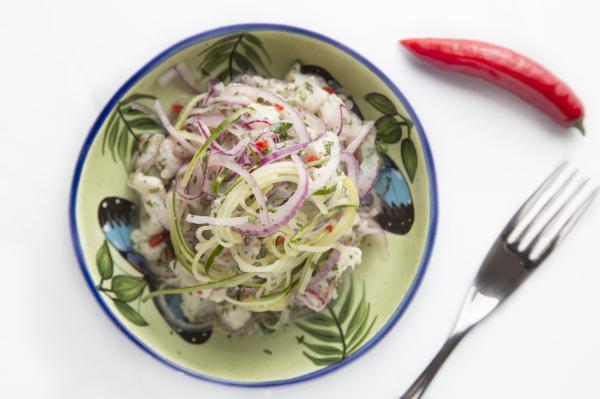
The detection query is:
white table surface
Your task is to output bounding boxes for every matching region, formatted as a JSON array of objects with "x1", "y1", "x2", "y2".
[{"x1": 2, "y1": 0, "x2": 600, "y2": 397}]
